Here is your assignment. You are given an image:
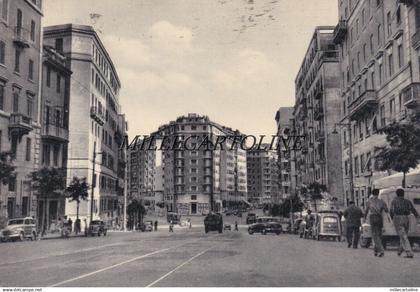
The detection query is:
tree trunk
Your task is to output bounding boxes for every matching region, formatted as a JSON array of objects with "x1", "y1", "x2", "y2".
[
  {"x1": 76, "y1": 200, "x2": 80, "y2": 220},
  {"x1": 402, "y1": 172, "x2": 406, "y2": 188},
  {"x1": 43, "y1": 196, "x2": 48, "y2": 236}
]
